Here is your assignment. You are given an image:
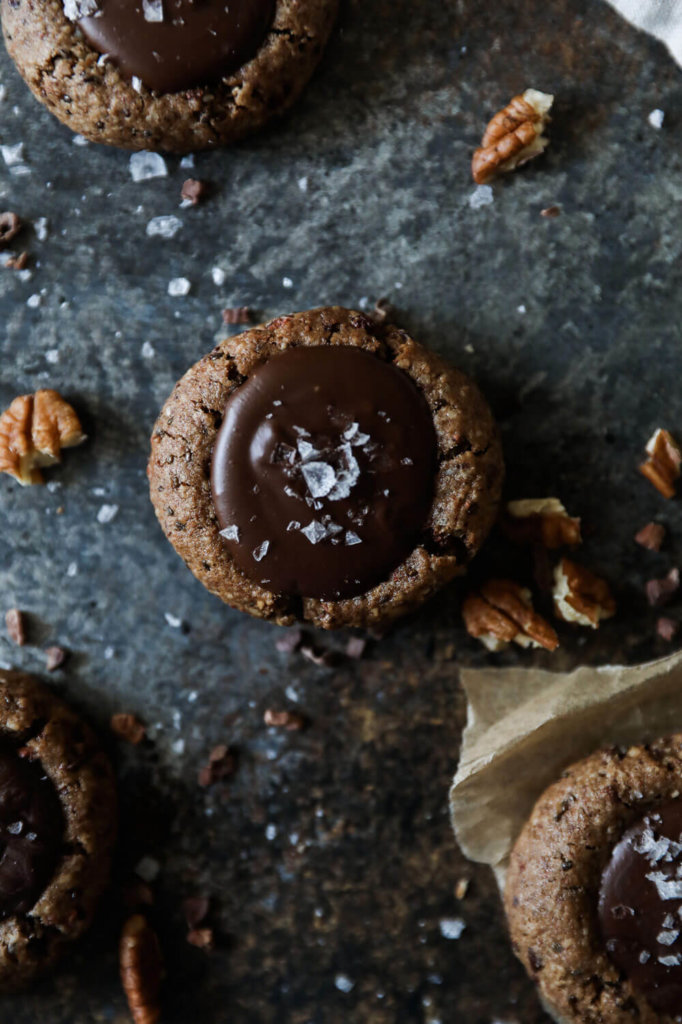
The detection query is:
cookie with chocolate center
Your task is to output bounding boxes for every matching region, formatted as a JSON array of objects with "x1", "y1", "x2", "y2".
[
  {"x1": 506, "y1": 736, "x2": 682, "y2": 1023},
  {"x1": 0, "y1": 0, "x2": 337, "y2": 151},
  {"x1": 148, "y1": 306, "x2": 504, "y2": 630},
  {"x1": 0, "y1": 669, "x2": 116, "y2": 988}
]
